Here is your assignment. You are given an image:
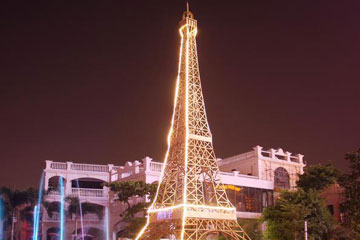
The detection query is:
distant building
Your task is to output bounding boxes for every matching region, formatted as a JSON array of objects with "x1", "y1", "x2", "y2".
[
  {"x1": 41, "y1": 146, "x2": 305, "y2": 239},
  {"x1": 321, "y1": 183, "x2": 345, "y2": 223}
]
